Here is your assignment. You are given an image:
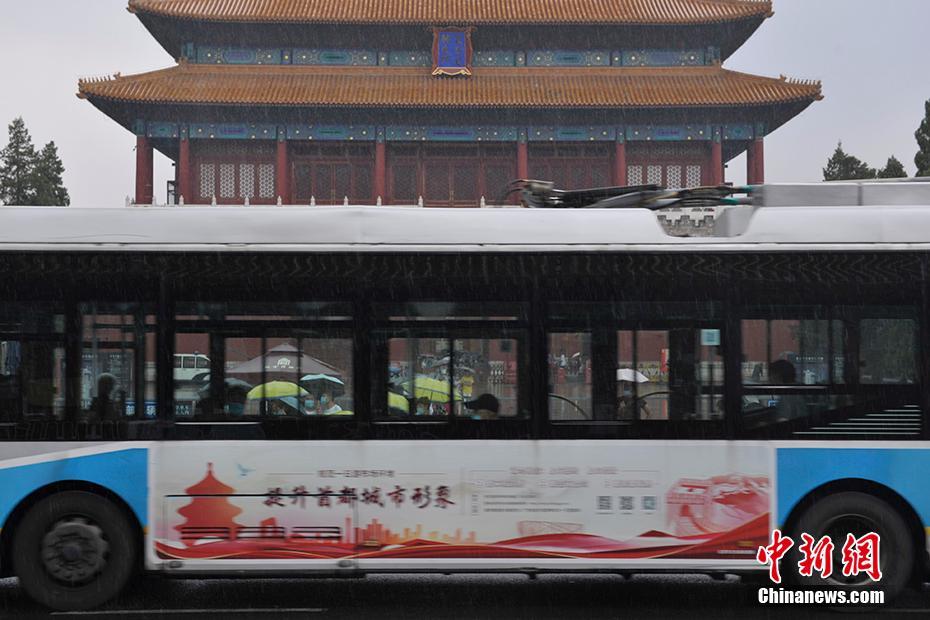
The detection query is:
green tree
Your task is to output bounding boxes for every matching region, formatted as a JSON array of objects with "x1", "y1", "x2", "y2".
[
  {"x1": 877, "y1": 156, "x2": 908, "y2": 179},
  {"x1": 0, "y1": 117, "x2": 70, "y2": 206},
  {"x1": 916, "y1": 99, "x2": 930, "y2": 177},
  {"x1": 823, "y1": 142, "x2": 876, "y2": 181},
  {"x1": 0, "y1": 117, "x2": 38, "y2": 205},
  {"x1": 31, "y1": 141, "x2": 70, "y2": 206}
]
